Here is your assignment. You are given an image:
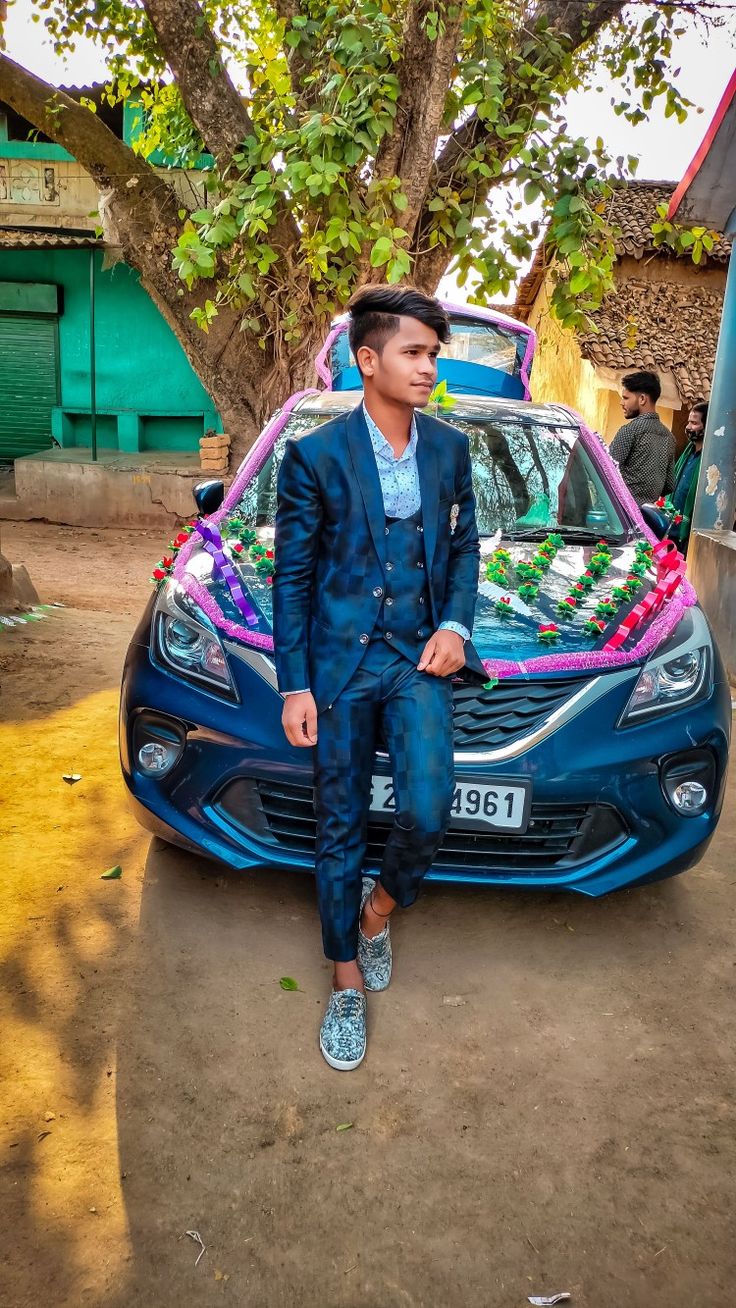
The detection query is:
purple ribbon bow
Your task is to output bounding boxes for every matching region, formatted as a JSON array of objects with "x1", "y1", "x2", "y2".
[{"x1": 195, "y1": 521, "x2": 259, "y2": 628}]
